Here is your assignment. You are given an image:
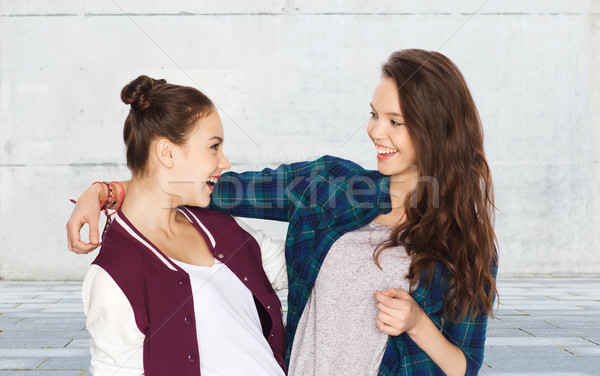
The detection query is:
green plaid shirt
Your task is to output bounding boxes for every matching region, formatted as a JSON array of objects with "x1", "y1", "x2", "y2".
[{"x1": 210, "y1": 155, "x2": 492, "y2": 375}]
